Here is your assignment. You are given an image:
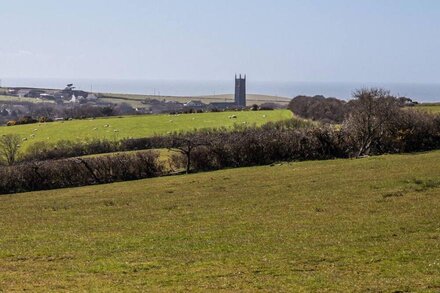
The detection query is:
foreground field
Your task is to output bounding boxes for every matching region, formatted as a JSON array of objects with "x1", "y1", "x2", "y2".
[
  {"x1": 0, "y1": 110, "x2": 292, "y2": 149},
  {"x1": 0, "y1": 151, "x2": 439, "y2": 291}
]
